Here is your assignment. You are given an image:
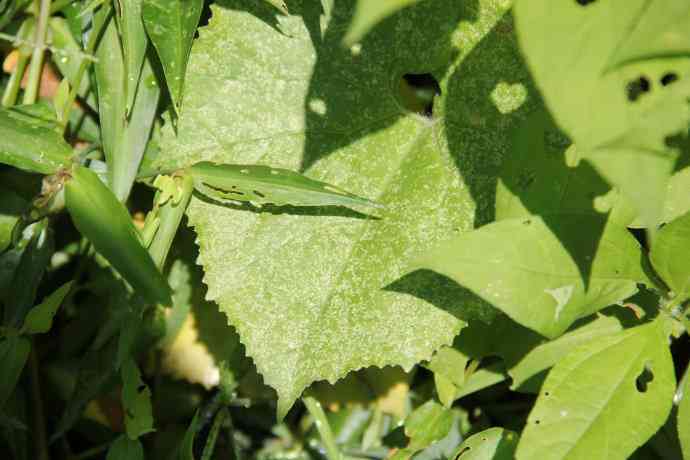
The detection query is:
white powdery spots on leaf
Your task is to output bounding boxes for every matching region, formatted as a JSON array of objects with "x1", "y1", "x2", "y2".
[
  {"x1": 545, "y1": 285, "x2": 575, "y2": 320},
  {"x1": 159, "y1": 0, "x2": 525, "y2": 415}
]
